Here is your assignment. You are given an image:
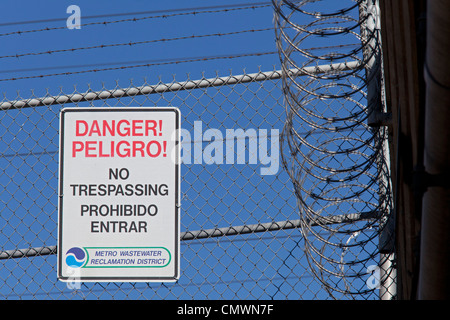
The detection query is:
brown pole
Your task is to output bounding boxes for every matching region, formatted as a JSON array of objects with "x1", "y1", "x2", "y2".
[{"x1": 418, "y1": 0, "x2": 450, "y2": 300}]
